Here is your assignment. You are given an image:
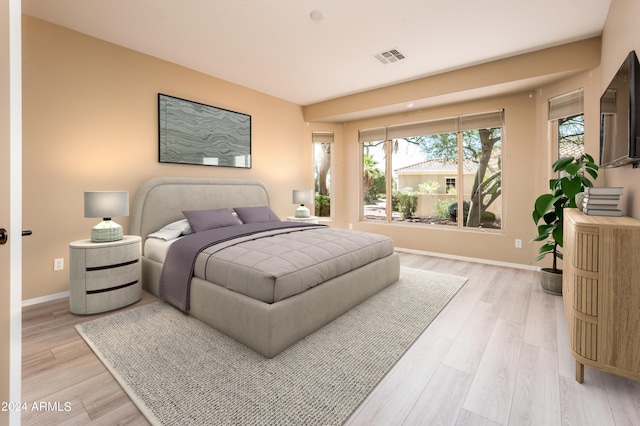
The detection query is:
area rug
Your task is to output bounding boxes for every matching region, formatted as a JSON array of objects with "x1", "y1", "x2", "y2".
[{"x1": 75, "y1": 266, "x2": 467, "y2": 426}]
